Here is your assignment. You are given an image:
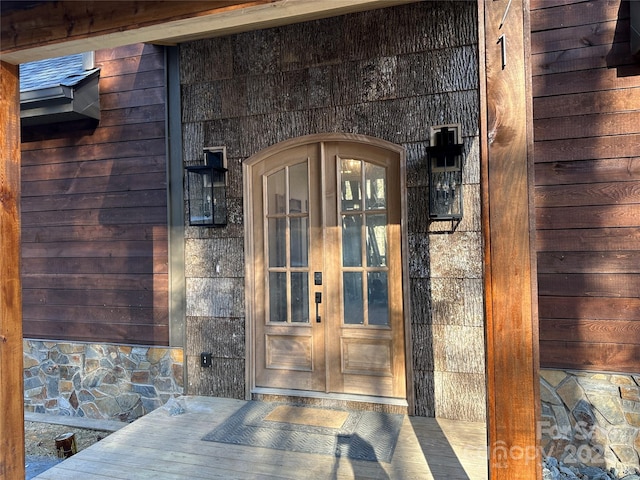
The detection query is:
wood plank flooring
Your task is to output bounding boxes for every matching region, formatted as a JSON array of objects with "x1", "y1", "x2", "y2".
[{"x1": 35, "y1": 396, "x2": 488, "y2": 480}]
